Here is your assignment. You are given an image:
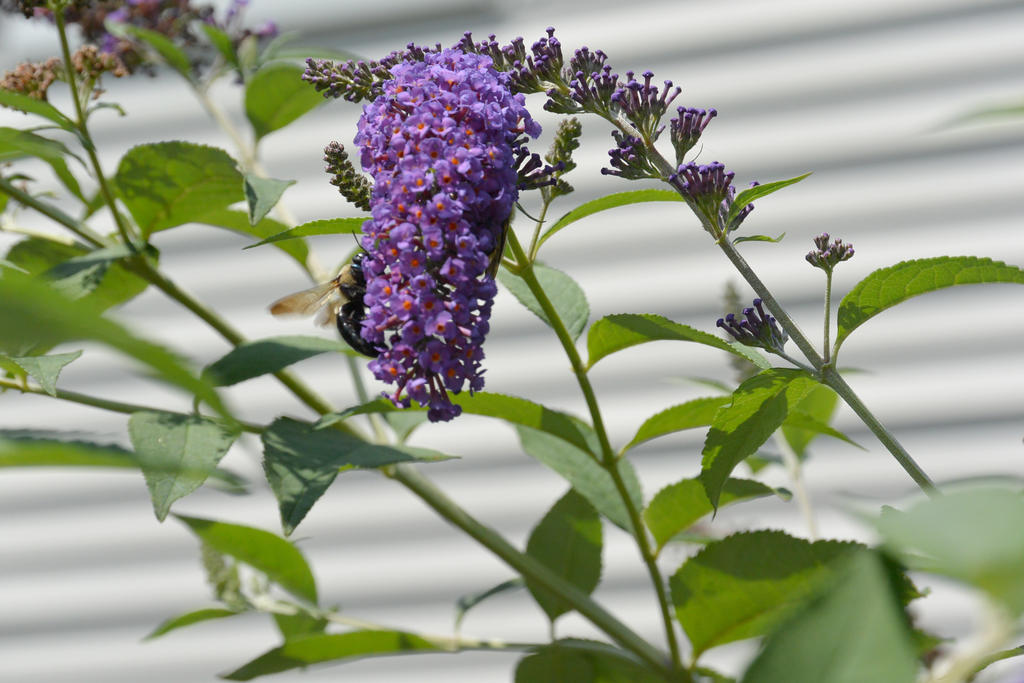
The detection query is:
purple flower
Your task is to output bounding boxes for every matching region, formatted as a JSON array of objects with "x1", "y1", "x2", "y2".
[
  {"x1": 670, "y1": 107, "x2": 717, "y2": 164},
  {"x1": 717, "y1": 298, "x2": 788, "y2": 354},
  {"x1": 806, "y1": 233, "x2": 854, "y2": 271},
  {"x1": 670, "y1": 161, "x2": 756, "y2": 233},
  {"x1": 354, "y1": 48, "x2": 540, "y2": 421}
]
